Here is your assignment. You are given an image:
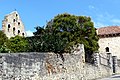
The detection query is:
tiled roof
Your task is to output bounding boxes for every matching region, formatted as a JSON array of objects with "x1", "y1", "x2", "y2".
[{"x1": 98, "y1": 26, "x2": 120, "y2": 35}]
